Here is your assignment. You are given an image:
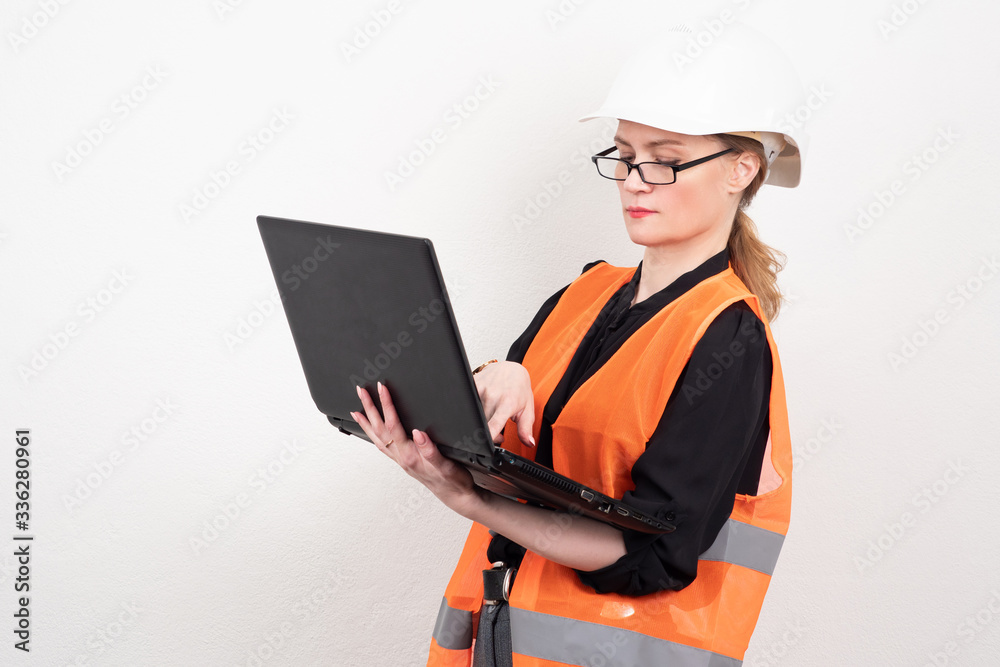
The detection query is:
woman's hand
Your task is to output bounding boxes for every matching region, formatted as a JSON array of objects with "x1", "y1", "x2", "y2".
[
  {"x1": 473, "y1": 361, "x2": 537, "y2": 447},
  {"x1": 351, "y1": 381, "x2": 626, "y2": 572},
  {"x1": 351, "y1": 382, "x2": 486, "y2": 519}
]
